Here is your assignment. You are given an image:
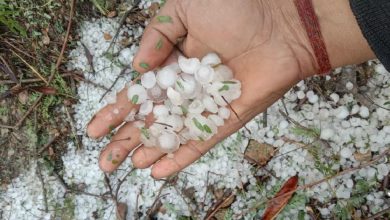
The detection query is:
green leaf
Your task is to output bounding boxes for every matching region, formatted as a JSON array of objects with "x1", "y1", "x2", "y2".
[
  {"x1": 384, "y1": 101, "x2": 390, "y2": 105},
  {"x1": 180, "y1": 105, "x2": 188, "y2": 115},
  {"x1": 141, "y1": 127, "x2": 150, "y2": 139},
  {"x1": 176, "y1": 80, "x2": 184, "y2": 90},
  {"x1": 222, "y1": 80, "x2": 237, "y2": 84},
  {"x1": 192, "y1": 118, "x2": 204, "y2": 131},
  {"x1": 203, "y1": 124, "x2": 212, "y2": 134},
  {"x1": 218, "y1": 84, "x2": 229, "y2": 92},
  {"x1": 112, "y1": 159, "x2": 119, "y2": 165},
  {"x1": 155, "y1": 38, "x2": 163, "y2": 50},
  {"x1": 298, "y1": 210, "x2": 305, "y2": 220},
  {"x1": 139, "y1": 62, "x2": 149, "y2": 69},
  {"x1": 198, "y1": 136, "x2": 205, "y2": 141},
  {"x1": 131, "y1": 95, "x2": 139, "y2": 104},
  {"x1": 131, "y1": 70, "x2": 140, "y2": 80},
  {"x1": 156, "y1": 15, "x2": 172, "y2": 23}
]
